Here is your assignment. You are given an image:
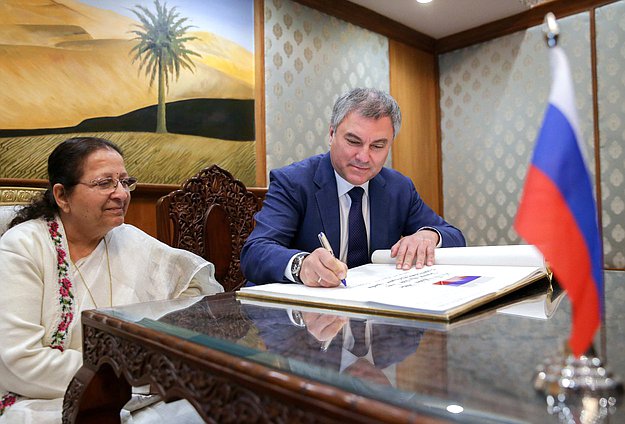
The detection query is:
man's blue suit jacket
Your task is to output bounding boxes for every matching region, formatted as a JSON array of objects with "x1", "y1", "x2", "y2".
[{"x1": 241, "y1": 153, "x2": 465, "y2": 284}]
